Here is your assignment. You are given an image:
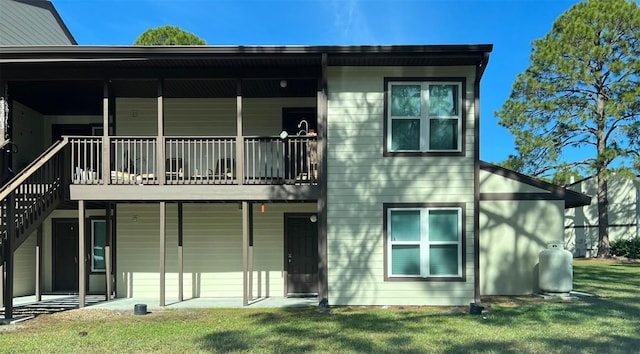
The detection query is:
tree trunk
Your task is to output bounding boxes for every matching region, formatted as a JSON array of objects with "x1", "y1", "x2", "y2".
[{"x1": 597, "y1": 176, "x2": 610, "y2": 257}]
